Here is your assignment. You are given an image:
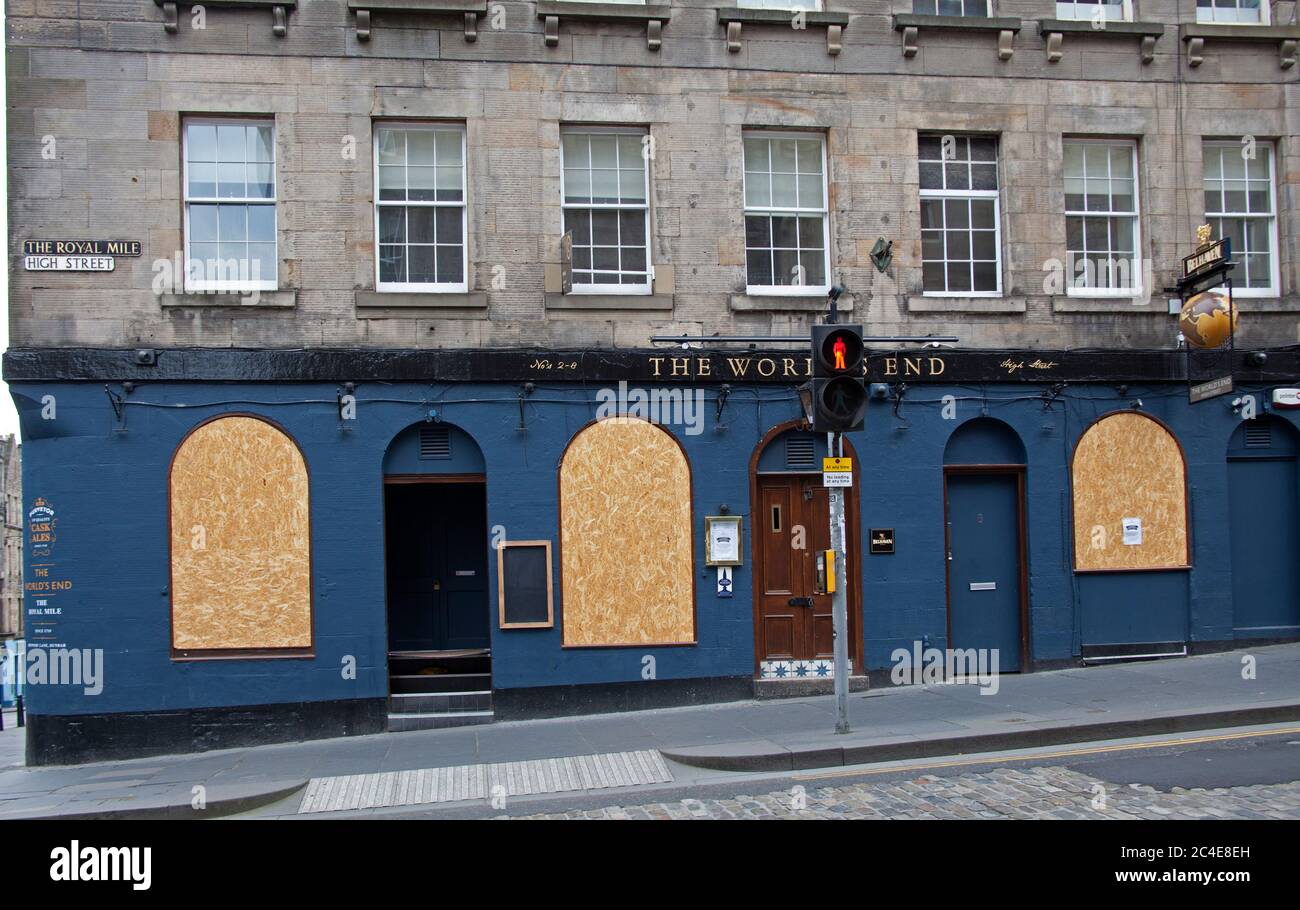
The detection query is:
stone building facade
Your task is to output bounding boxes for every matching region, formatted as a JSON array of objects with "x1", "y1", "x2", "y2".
[
  {"x1": 0, "y1": 436, "x2": 20, "y2": 642},
  {"x1": 6, "y1": 1, "x2": 1300, "y2": 764}
]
